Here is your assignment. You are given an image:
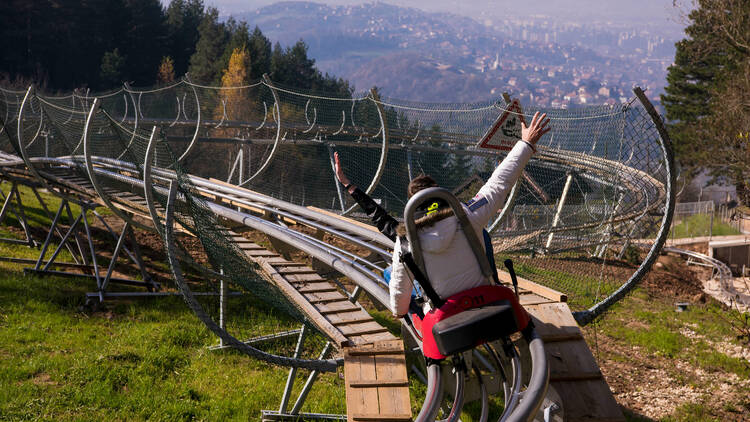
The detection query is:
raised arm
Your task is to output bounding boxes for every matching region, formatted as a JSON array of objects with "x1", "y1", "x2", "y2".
[
  {"x1": 468, "y1": 112, "x2": 551, "y2": 226},
  {"x1": 334, "y1": 152, "x2": 399, "y2": 241}
]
